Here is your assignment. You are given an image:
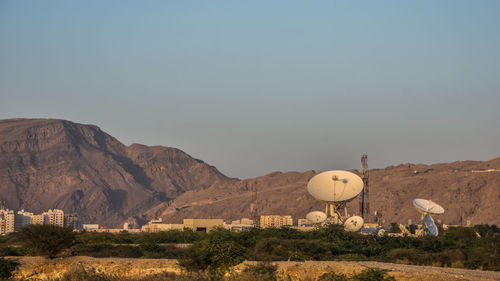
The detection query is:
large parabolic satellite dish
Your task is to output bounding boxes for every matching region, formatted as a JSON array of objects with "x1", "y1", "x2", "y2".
[
  {"x1": 306, "y1": 170, "x2": 364, "y2": 224},
  {"x1": 307, "y1": 170, "x2": 364, "y2": 203},
  {"x1": 413, "y1": 198, "x2": 444, "y2": 236},
  {"x1": 413, "y1": 199, "x2": 445, "y2": 215}
]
